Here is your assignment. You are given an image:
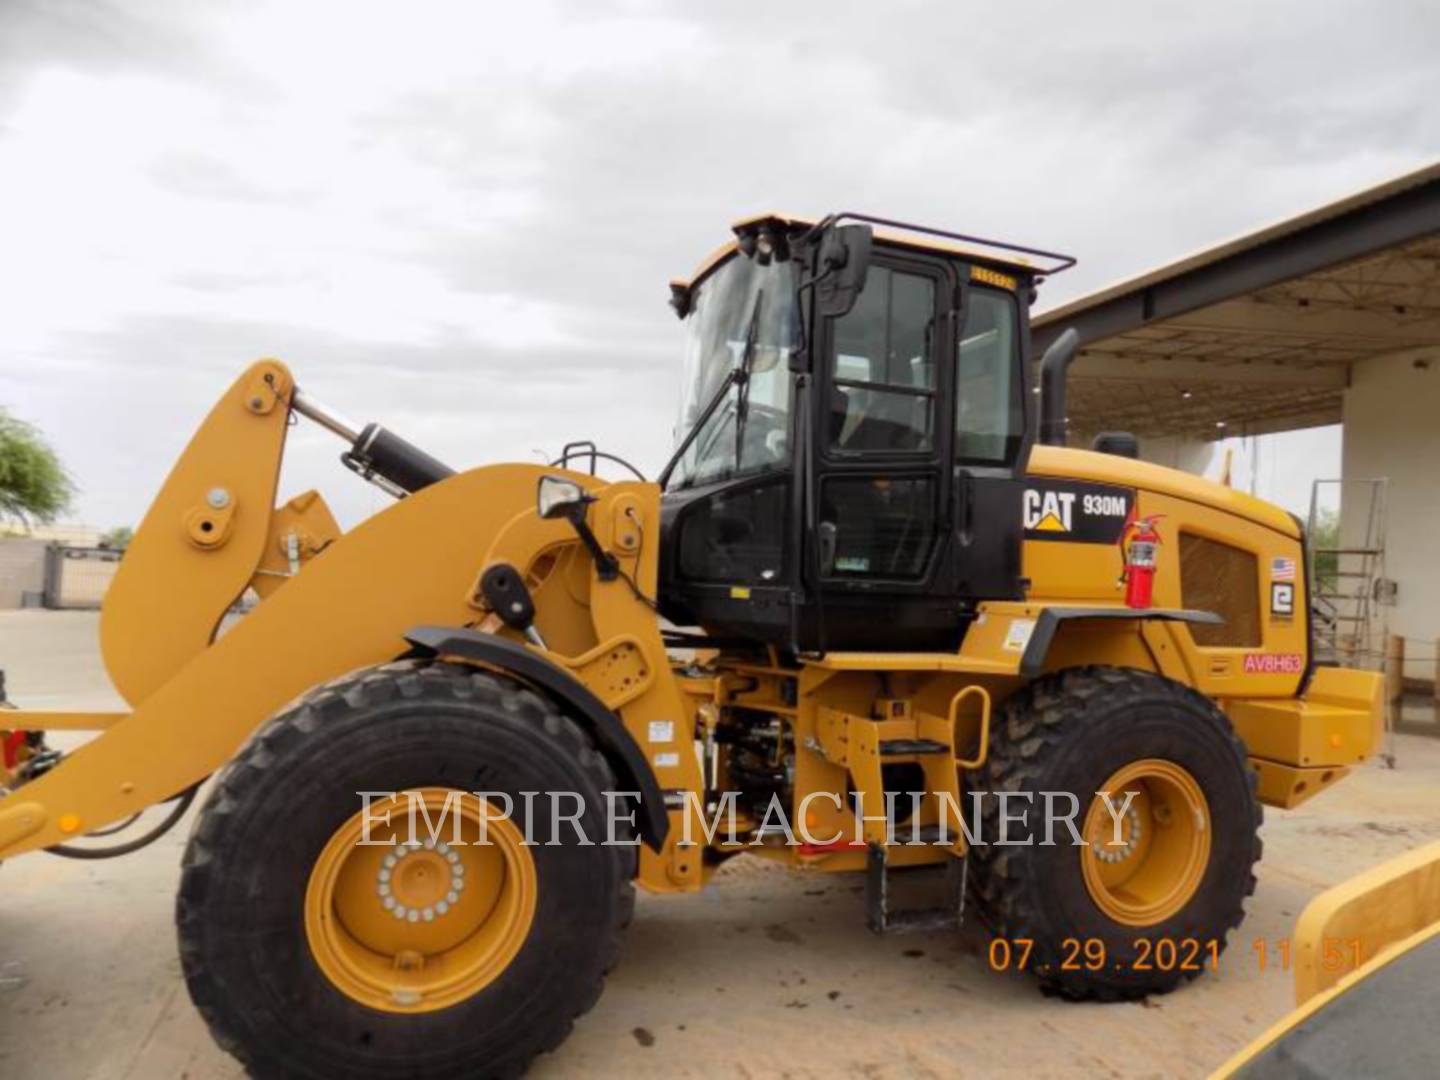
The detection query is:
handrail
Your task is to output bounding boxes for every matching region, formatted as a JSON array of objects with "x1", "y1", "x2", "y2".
[
  {"x1": 949, "y1": 684, "x2": 993, "y2": 770},
  {"x1": 810, "y1": 212, "x2": 1078, "y2": 276}
]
